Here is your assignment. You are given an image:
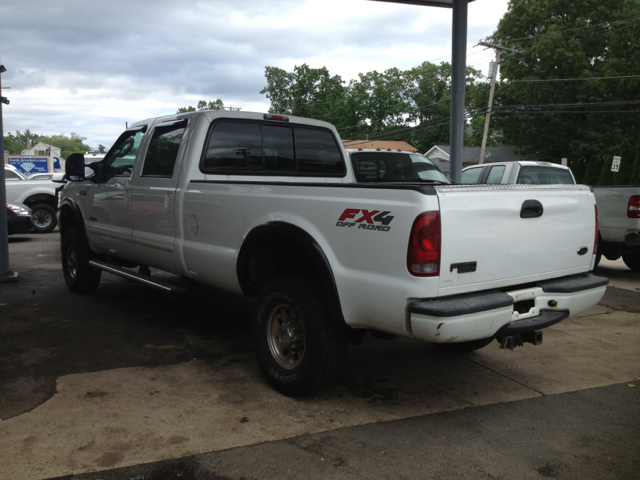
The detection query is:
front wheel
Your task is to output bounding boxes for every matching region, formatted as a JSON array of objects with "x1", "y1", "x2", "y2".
[
  {"x1": 622, "y1": 249, "x2": 640, "y2": 272},
  {"x1": 253, "y1": 275, "x2": 348, "y2": 397},
  {"x1": 61, "y1": 226, "x2": 101, "y2": 293},
  {"x1": 31, "y1": 204, "x2": 58, "y2": 233},
  {"x1": 433, "y1": 337, "x2": 495, "y2": 353}
]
